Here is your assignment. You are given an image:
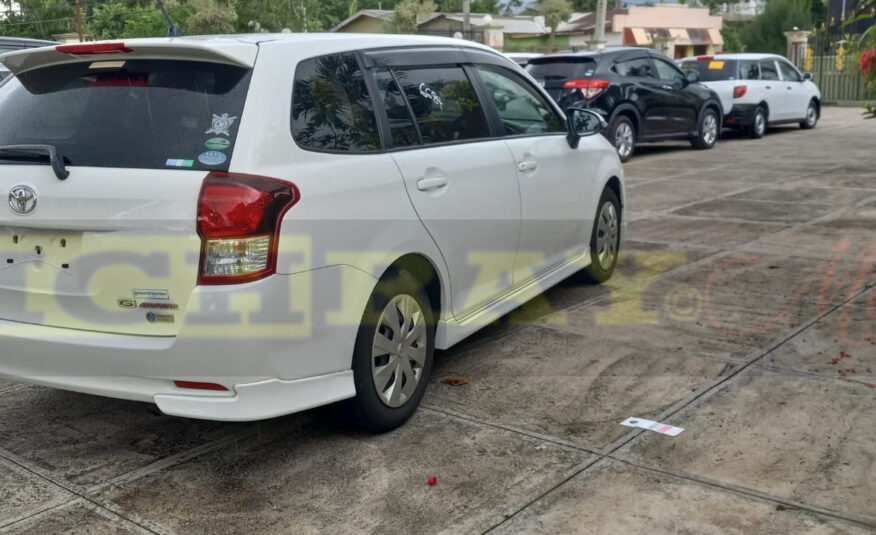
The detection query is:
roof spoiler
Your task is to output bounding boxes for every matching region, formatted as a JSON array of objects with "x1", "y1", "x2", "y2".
[{"x1": 0, "y1": 39, "x2": 257, "y2": 76}]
